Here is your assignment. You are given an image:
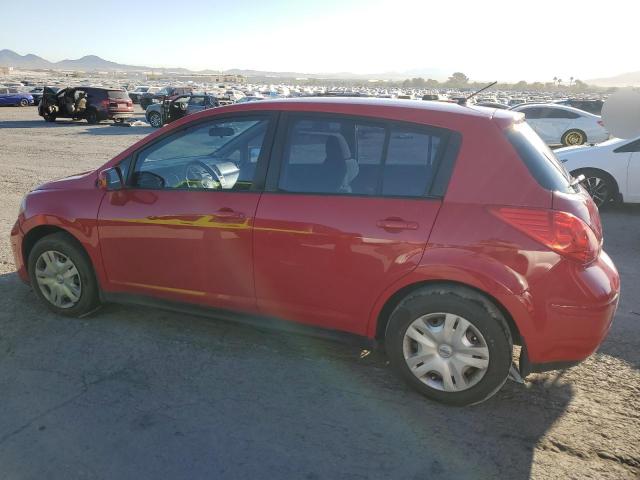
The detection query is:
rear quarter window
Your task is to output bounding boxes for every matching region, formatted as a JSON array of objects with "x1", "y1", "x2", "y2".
[{"x1": 506, "y1": 122, "x2": 573, "y2": 193}]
